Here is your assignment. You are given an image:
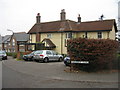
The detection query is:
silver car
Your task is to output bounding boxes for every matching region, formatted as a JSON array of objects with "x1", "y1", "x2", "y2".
[{"x1": 33, "y1": 50, "x2": 63, "y2": 62}]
